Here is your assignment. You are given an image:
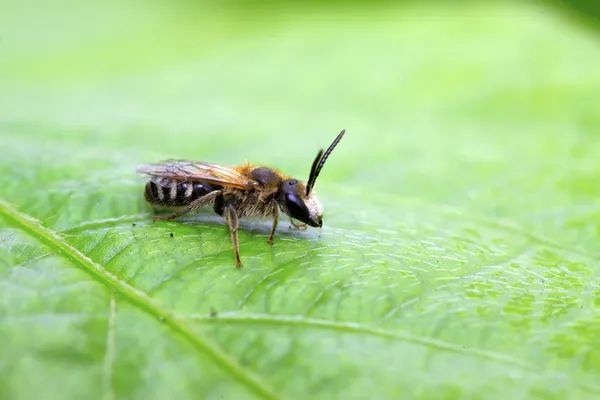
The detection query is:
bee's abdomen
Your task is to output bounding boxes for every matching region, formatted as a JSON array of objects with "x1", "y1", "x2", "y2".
[{"x1": 144, "y1": 180, "x2": 219, "y2": 206}]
